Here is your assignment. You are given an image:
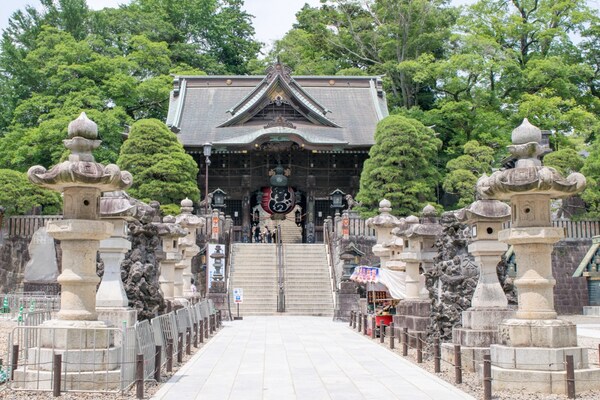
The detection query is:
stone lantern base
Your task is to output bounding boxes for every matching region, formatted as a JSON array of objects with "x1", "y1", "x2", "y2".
[
  {"x1": 485, "y1": 318, "x2": 600, "y2": 394},
  {"x1": 335, "y1": 281, "x2": 360, "y2": 321},
  {"x1": 442, "y1": 308, "x2": 515, "y2": 372},
  {"x1": 393, "y1": 299, "x2": 430, "y2": 345},
  {"x1": 13, "y1": 319, "x2": 123, "y2": 391}
]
